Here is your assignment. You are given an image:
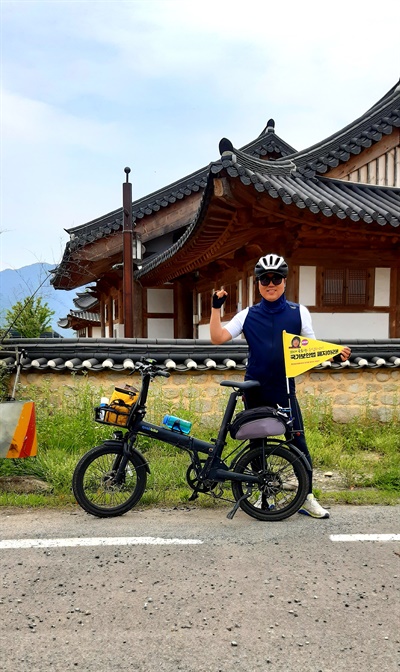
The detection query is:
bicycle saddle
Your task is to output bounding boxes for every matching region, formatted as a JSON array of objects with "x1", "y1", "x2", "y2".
[{"x1": 220, "y1": 380, "x2": 261, "y2": 390}]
